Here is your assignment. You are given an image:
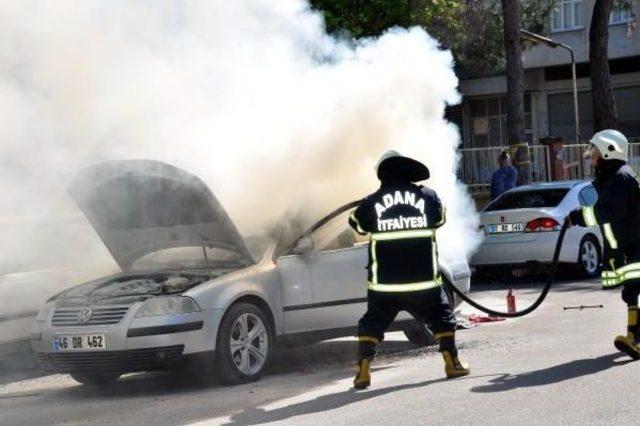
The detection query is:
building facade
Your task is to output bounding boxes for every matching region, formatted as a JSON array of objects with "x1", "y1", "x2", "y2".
[{"x1": 455, "y1": 0, "x2": 640, "y2": 148}]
